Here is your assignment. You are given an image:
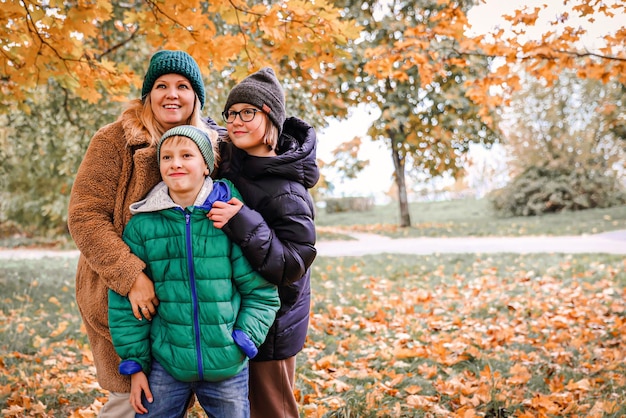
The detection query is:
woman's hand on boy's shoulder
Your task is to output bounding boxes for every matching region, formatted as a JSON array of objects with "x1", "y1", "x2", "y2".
[{"x1": 208, "y1": 197, "x2": 243, "y2": 229}]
